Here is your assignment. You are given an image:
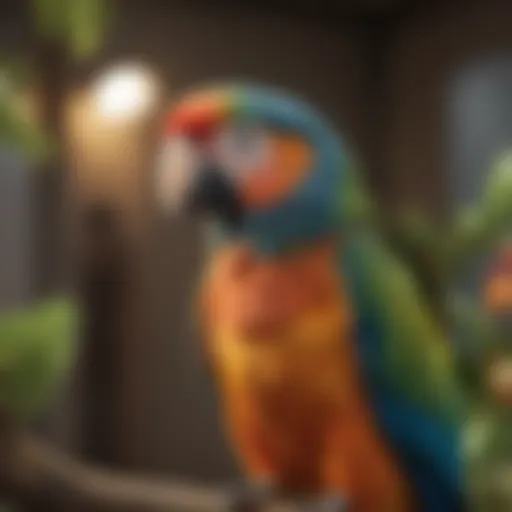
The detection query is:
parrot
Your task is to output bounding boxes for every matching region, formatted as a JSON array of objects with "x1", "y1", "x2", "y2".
[
  {"x1": 0, "y1": 296, "x2": 79, "y2": 420},
  {"x1": 155, "y1": 83, "x2": 467, "y2": 511}
]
